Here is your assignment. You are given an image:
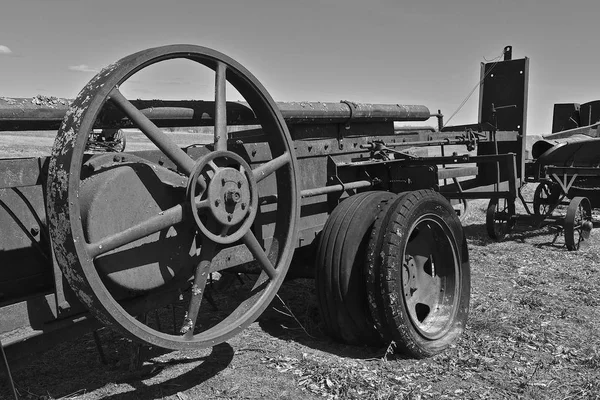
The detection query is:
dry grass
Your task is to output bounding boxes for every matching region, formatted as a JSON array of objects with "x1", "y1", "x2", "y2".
[{"x1": 1, "y1": 156, "x2": 599, "y2": 400}]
